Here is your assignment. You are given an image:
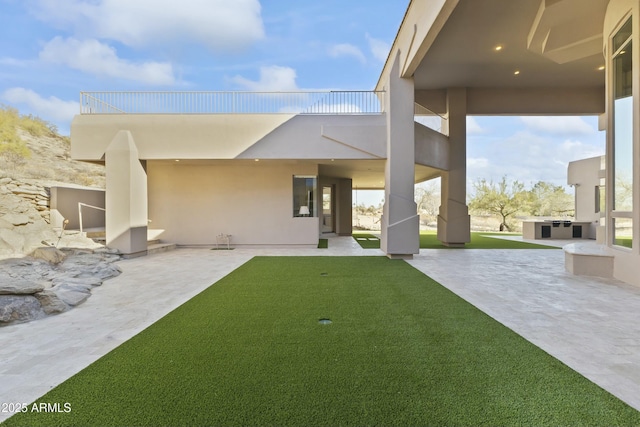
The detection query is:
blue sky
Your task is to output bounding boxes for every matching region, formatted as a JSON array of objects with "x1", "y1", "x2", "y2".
[
  {"x1": 1, "y1": 0, "x2": 605, "y2": 201},
  {"x1": 0, "y1": 0, "x2": 402, "y2": 123}
]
